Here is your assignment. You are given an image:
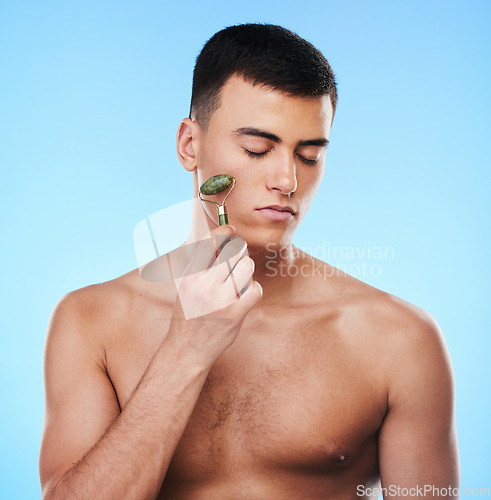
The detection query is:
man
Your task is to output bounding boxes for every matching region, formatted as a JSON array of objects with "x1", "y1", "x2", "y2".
[{"x1": 39, "y1": 24, "x2": 459, "y2": 499}]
